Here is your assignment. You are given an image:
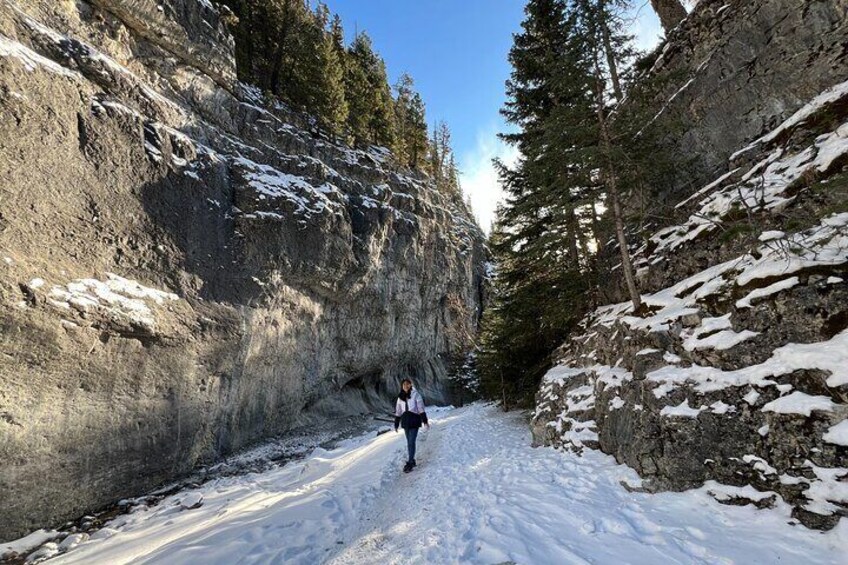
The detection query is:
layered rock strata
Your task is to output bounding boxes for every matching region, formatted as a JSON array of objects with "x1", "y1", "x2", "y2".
[{"x1": 0, "y1": 0, "x2": 486, "y2": 540}]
